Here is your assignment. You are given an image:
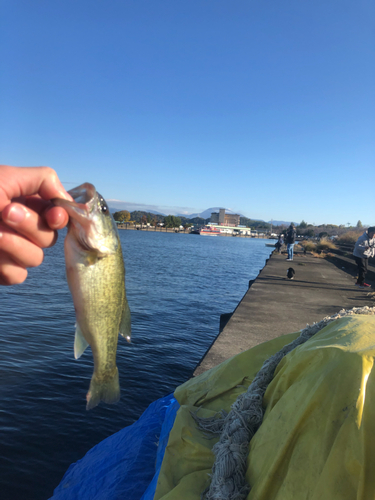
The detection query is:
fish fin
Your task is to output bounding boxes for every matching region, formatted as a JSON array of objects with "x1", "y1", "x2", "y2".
[
  {"x1": 86, "y1": 368, "x2": 120, "y2": 410},
  {"x1": 119, "y1": 300, "x2": 131, "y2": 343},
  {"x1": 74, "y1": 323, "x2": 89, "y2": 360}
]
